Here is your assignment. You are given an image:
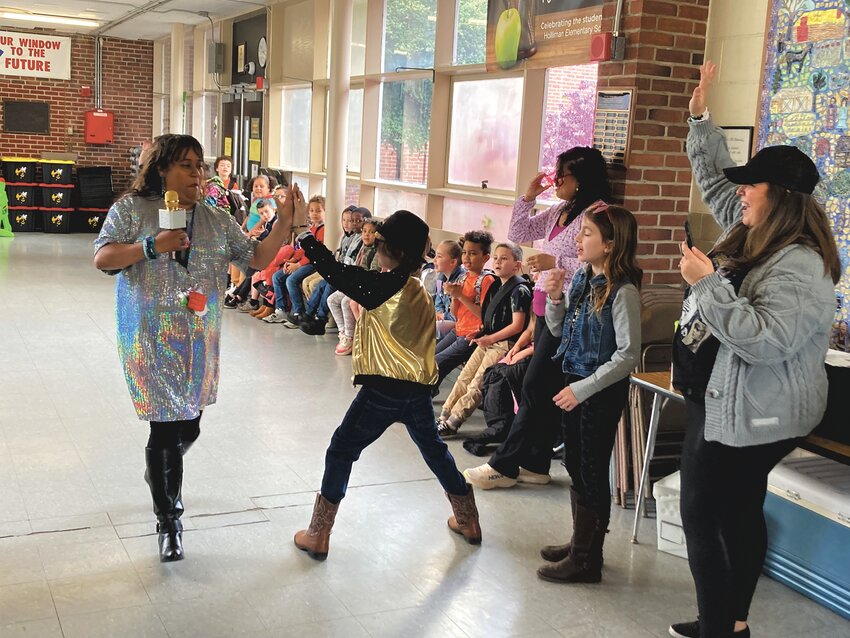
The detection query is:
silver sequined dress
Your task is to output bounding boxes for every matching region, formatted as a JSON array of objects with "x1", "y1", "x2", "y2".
[{"x1": 94, "y1": 196, "x2": 257, "y2": 421}]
